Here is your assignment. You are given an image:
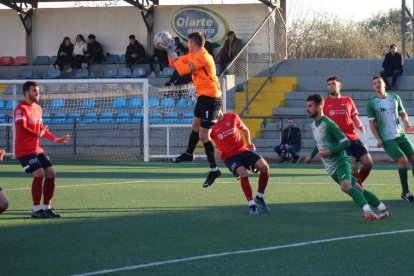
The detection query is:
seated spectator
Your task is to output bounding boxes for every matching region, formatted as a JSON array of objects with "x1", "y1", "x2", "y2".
[
  {"x1": 67, "y1": 34, "x2": 87, "y2": 72},
  {"x1": 126, "y1": 34, "x2": 147, "y2": 67},
  {"x1": 174, "y1": 37, "x2": 187, "y2": 56},
  {"x1": 216, "y1": 31, "x2": 243, "y2": 71},
  {"x1": 52, "y1": 37, "x2": 73, "y2": 71},
  {"x1": 85, "y1": 34, "x2": 103, "y2": 65},
  {"x1": 165, "y1": 70, "x2": 192, "y2": 87},
  {"x1": 273, "y1": 119, "x2": 301, "y2": 163},
  {"x1": 380, "y1": 44, "x2": 403, "y2": 90},
  {"x1": 150, "y1": 47, "x2": 168, "y2": 73}
]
